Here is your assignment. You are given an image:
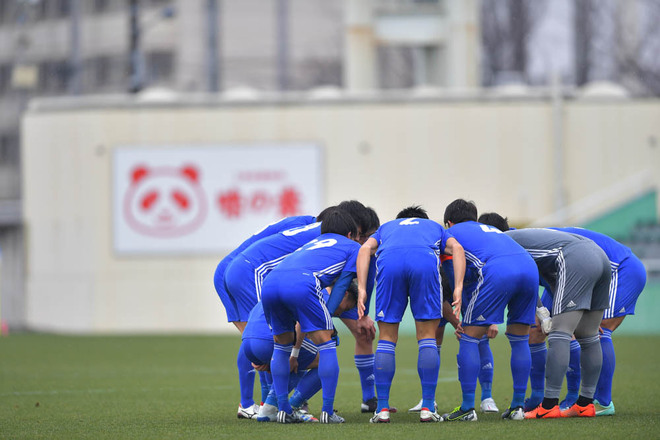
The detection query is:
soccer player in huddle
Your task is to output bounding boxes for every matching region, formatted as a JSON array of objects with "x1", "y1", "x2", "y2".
[
  {"x1": 409, "y1": 264, "x2": 501, "y2": 415},
  {"x1": 439, "y1": 200, "x2": 538, "y2": 421},
  {"x1": 480, "y1": 215, "x2": 611, "y2": 419},
  {"x1": 241, "y1": 282, "x2": 361, "y2": 422},
  {"x1": 213, "y1": 214, "x2": 318, "y2": 418},
  {"x1": 356, "y1": 205, "x2": 466, "y2": 423},
  {"x1": 261, "y1": 208, "x2": 363, "y2": 423},
  {"x1": 335, "y1": 202, "x2": 383, "y2": 413},
  {"x1": 540, "y1": 227, "x2": 646, "y2": 415}
]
